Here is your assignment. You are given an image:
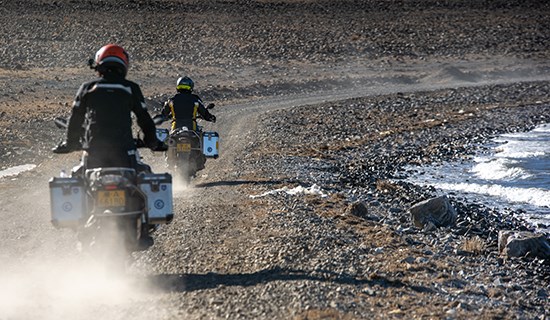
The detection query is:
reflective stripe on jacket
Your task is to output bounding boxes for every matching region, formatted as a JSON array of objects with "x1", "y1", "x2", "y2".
[{"x1": 162, "y1": 92, "x2": 212, "y2": 131}]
